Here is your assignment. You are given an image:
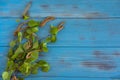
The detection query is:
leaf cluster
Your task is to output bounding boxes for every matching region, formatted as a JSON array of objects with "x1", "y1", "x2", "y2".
[{"x1": 2, "y1": 2, "x2": 64, "y2": 80}]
